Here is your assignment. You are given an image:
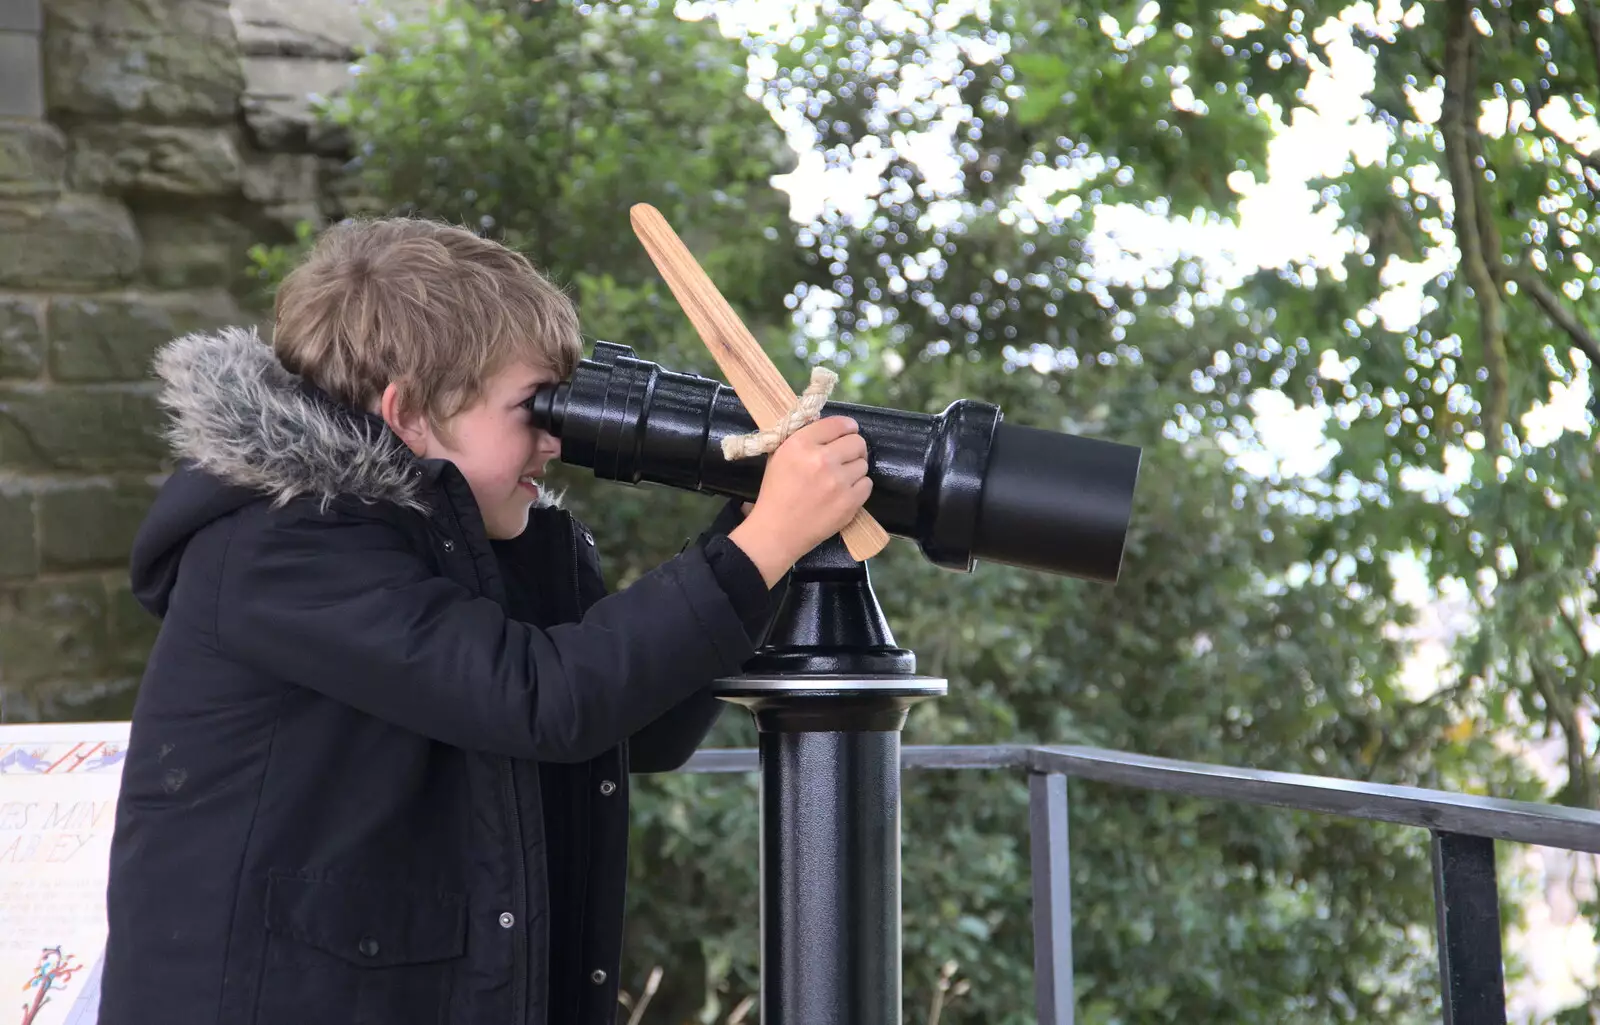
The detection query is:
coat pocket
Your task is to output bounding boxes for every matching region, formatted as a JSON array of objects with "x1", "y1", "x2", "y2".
[{"x1": 255, "y1": 871, "x2": 467, "y2": 1025}]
